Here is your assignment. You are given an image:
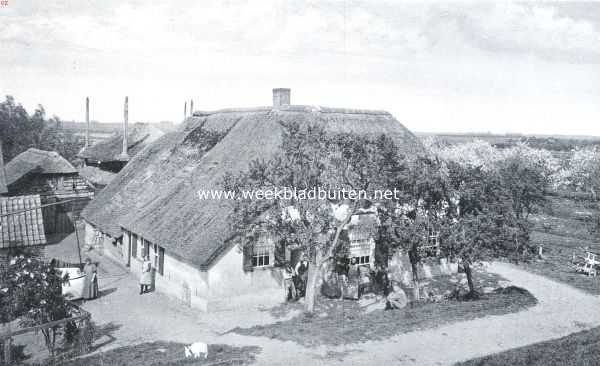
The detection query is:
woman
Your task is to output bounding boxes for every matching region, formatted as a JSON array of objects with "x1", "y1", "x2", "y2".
[
  {"x1": 82, "y1": 258, "x2": 98, "y2": 300},
  {"x1": 345, "y1": 258, "x2": 360, "y2": 300},
  {"x1": 140, "y1": 255, "x2": 153, "y2": 294}
]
